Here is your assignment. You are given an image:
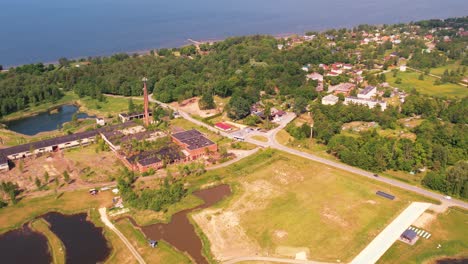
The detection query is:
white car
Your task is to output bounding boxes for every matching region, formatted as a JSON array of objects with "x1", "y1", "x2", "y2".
[{"x1": 444, "y1": 195, "x2": 452, "y2": 200}]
